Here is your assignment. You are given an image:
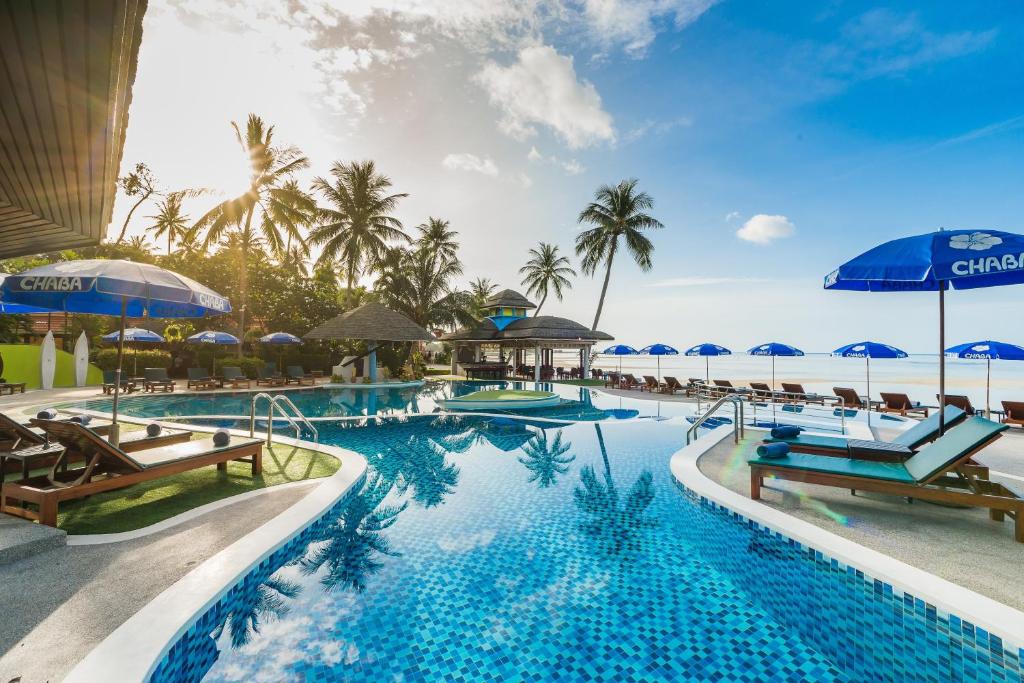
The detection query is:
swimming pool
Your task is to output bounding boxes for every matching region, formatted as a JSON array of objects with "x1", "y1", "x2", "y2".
[{"x1": 148, "y1": 415, "x2": 1020, "y2": 682}]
